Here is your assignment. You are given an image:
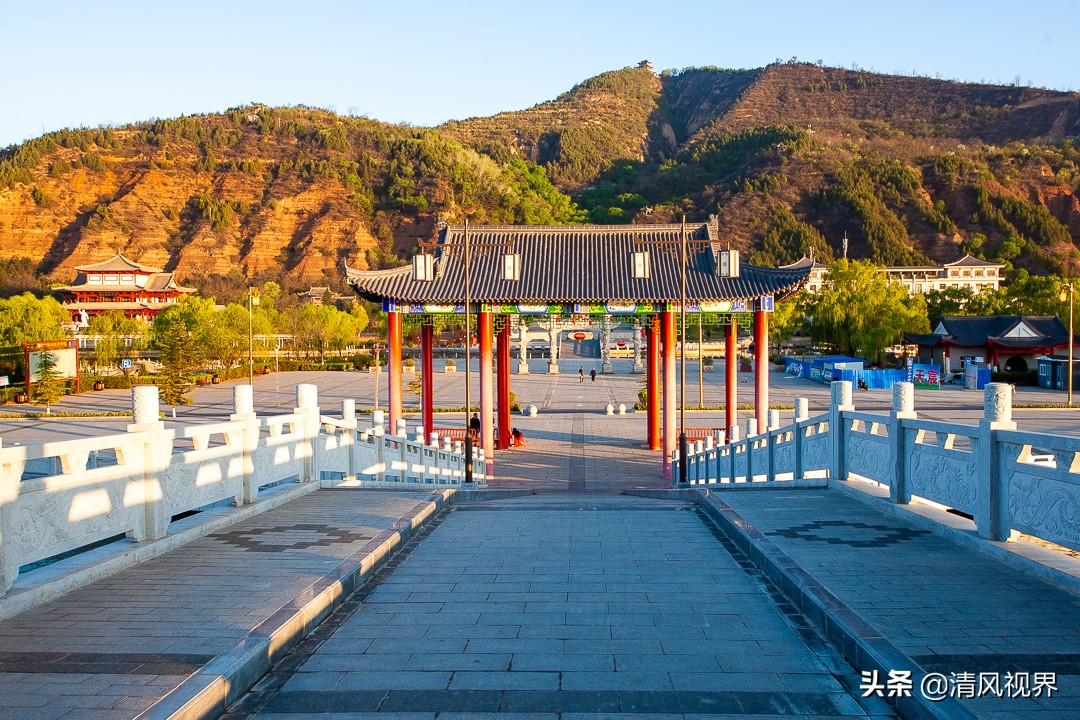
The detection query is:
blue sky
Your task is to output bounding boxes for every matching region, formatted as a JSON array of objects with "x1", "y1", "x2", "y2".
[{"x1": 2, "y1": 0, "x2": 1076, "y2": 148}]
